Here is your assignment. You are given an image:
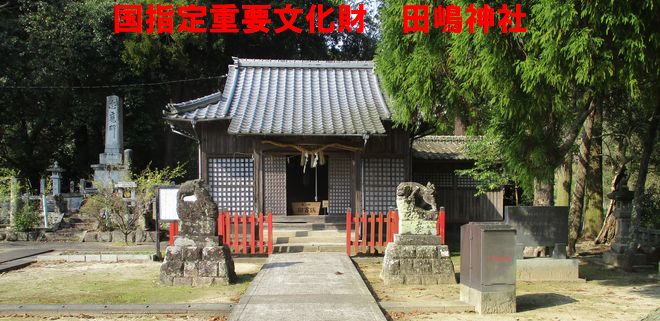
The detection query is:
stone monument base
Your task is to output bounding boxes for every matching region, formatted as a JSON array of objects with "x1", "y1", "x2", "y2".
[
  {"x1": 516, "y1": 258, "x2": 582, "y2": 282},
  {"x1": 460, "y1": 284, "x2": 516, "y2": 314},
  {"x1": 602, "y1": 250, "x2": 647, "y2": 268},
  {"x1": 380, "y1": 234, "x2": 456, "y2": 285},
  {"x1": 160, "y1": 236, "x2": 237, "y2": 286}
]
